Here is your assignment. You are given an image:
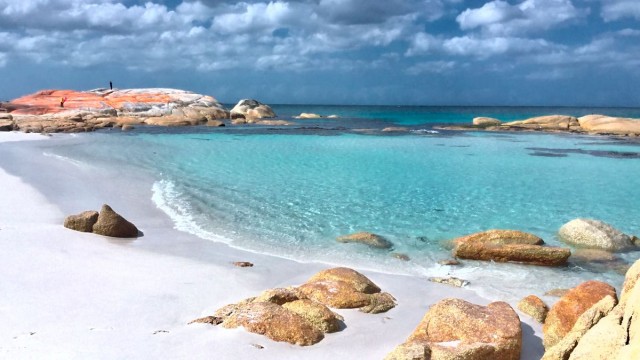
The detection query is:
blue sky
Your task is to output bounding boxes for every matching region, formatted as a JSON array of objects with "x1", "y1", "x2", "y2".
[{"x1": 1, "y1": 0, "x2": 639, "y2": 106}]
